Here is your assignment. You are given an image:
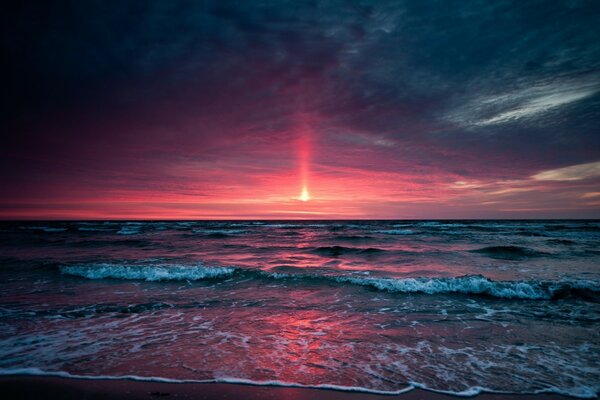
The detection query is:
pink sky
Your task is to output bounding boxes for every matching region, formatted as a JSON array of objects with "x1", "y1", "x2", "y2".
[
  {"x1": 1, "y1": 1, "x2": 599, "y2": 219},
  {"x1": 2, "y1": 106, "x2": 599, "y2": 219}
]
